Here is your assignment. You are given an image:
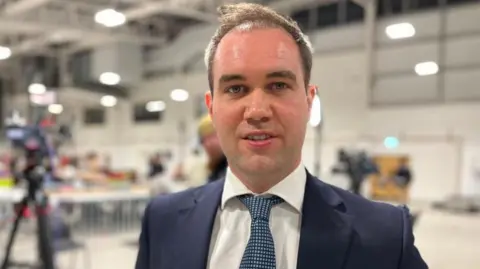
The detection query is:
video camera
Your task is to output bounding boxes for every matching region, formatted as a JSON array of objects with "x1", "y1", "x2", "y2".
[
  {"x1": 332, "y1": 149, "x2": 379, "y2": 195},
  {"x1": 4, "y1": 111, "x2": 71, "y2": 185}
]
